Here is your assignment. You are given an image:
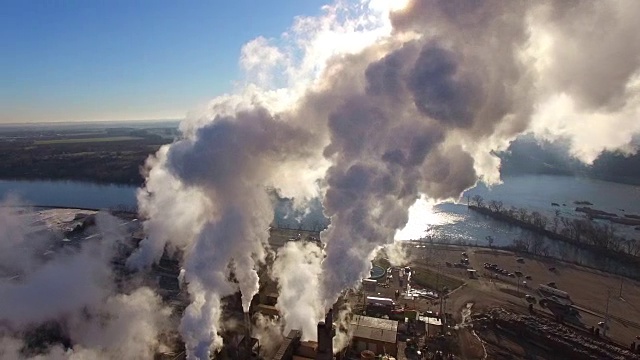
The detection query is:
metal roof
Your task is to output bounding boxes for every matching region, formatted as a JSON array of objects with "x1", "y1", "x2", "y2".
[{"x1": 349, "y1": 315, "x2": 398, "y2": 344}]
